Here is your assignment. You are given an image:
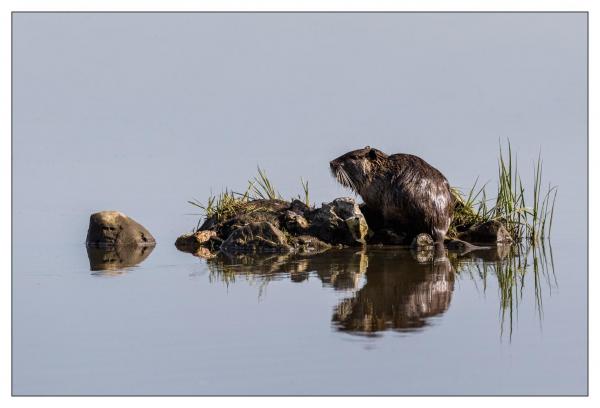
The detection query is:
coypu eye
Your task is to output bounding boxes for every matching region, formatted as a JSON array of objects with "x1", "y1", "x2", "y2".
[{"x1": 368, "y1": 149, "x2": 377, "y2": 159}]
